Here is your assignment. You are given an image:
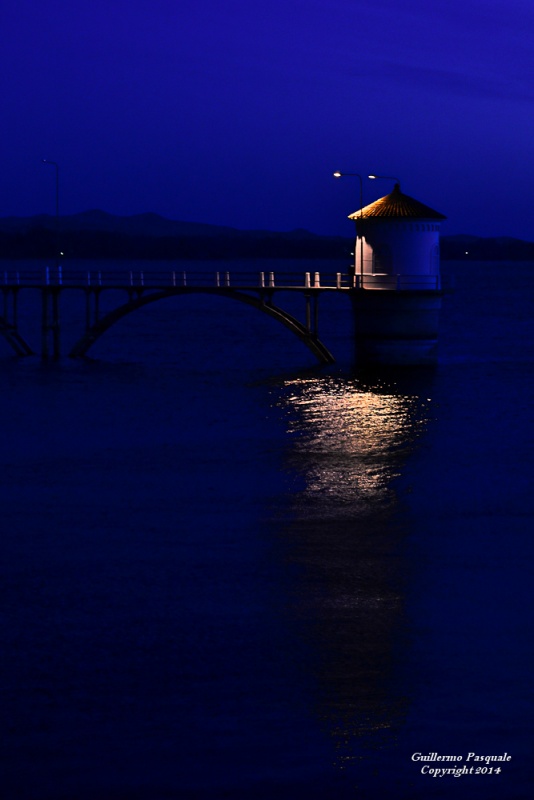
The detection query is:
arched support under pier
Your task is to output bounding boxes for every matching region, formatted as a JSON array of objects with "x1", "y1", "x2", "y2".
[{"x1": 69, "y1": 287, "x2": 335, "y2": 364}]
